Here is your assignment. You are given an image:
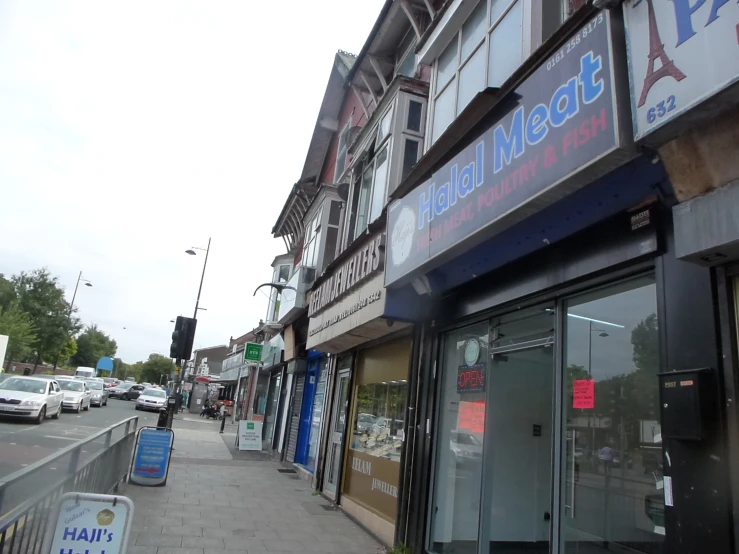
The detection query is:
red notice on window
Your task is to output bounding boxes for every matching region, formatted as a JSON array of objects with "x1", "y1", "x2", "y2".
[
  {"x1": 573, "y1": 379, "x2": 595, "y2": 409},
  {"x1": 459, "y1": 401, "x2": 485, "y2": 434}
]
